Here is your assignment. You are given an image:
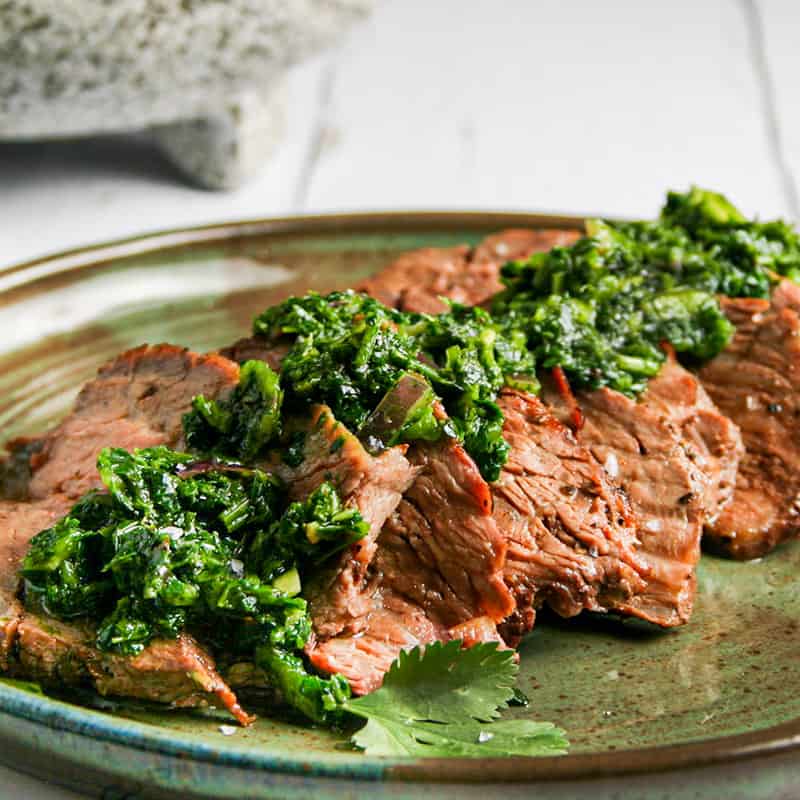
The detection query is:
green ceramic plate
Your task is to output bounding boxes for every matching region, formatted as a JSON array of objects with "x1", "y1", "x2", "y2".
[{"x1": 0, "y1": 213, "x2": 798, "y2": 800}]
